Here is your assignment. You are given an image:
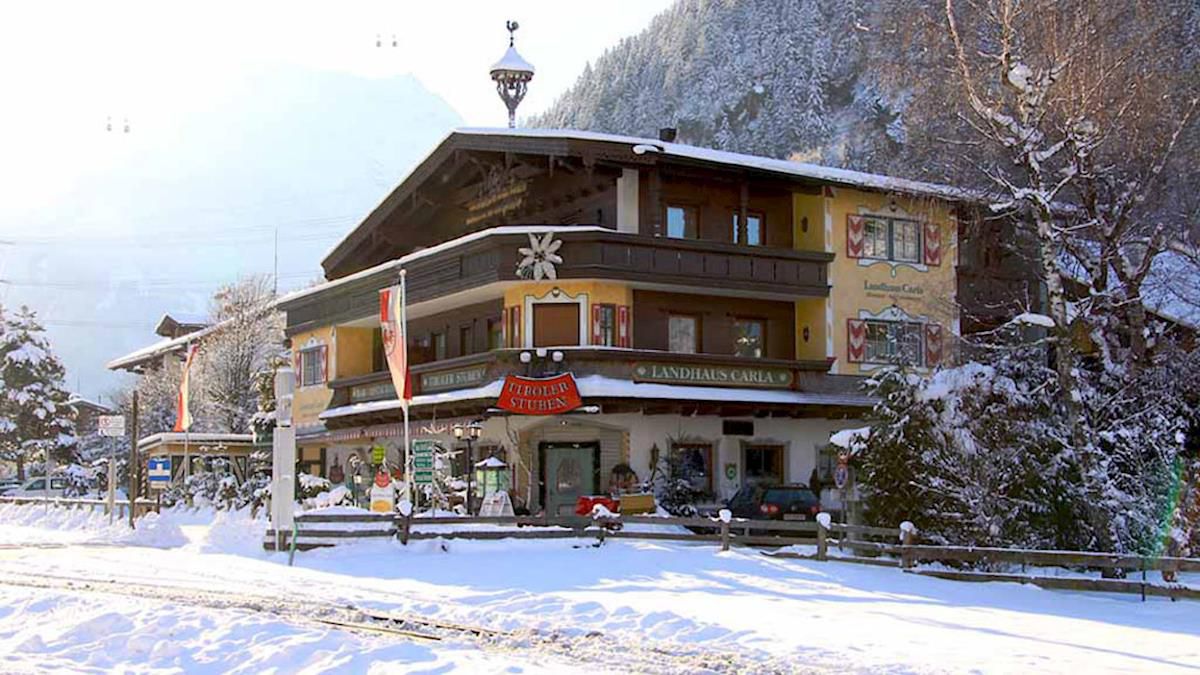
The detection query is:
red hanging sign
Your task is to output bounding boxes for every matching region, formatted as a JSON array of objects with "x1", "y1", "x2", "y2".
[{"x1": 497, "y1": 373, "x2": 583, "y2": 415}]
